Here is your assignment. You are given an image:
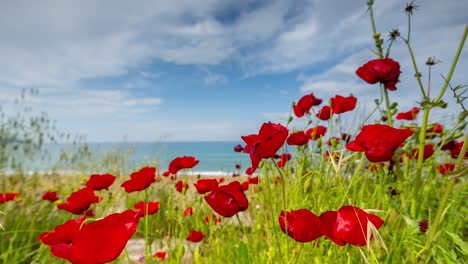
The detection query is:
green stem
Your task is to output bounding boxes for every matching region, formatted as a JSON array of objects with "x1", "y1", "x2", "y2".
[
  {"x1": 434, "y1": 24, "x2": 468, "y2": 103},
  {"x1": 413, "y1": 107, "x2": 430, "y2": 202},
  {"x1": 422, "y1": 133, "x2": 468, "y2": 262},
  {"x1": 367, "y1": 1, "x2": 384, "y2": 58},
  {"x1": 403, "y1": 38, "x2": 428, "y2": 99},
  {"x1": 271, "y1": 158, "x2": 289, "y2": 259},
  {"x1": 383, "y1": 85, "x2": 393, "y2": 127}
]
